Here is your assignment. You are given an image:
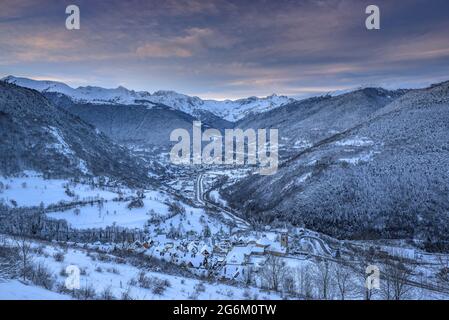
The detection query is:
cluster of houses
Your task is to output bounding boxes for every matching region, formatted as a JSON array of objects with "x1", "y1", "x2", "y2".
[{"x1": 127, "y1": 230, "x2": 290, "y2": 282}]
